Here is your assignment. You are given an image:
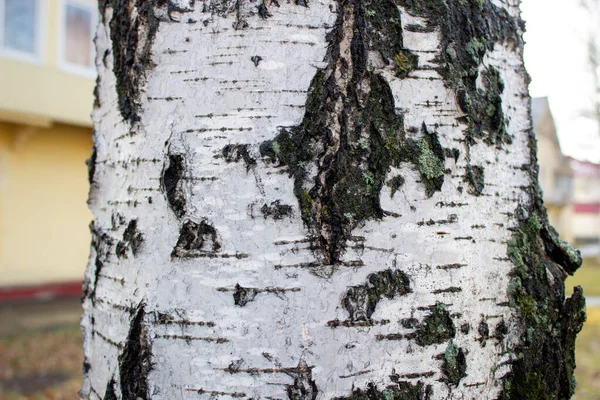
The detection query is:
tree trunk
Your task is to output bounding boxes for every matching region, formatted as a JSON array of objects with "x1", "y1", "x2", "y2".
[{"x1": 82, "y1": 1, "x2": 586, "y2": 399}]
